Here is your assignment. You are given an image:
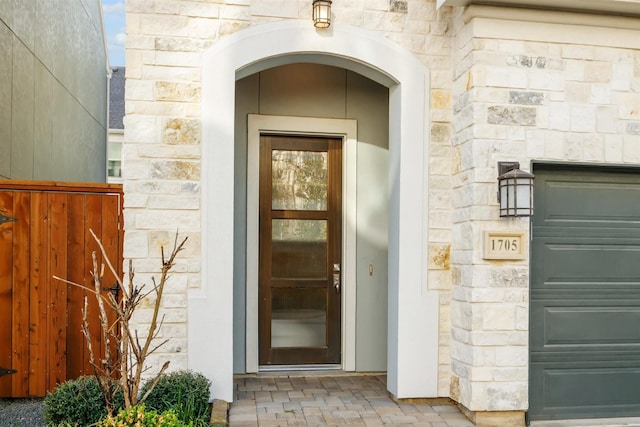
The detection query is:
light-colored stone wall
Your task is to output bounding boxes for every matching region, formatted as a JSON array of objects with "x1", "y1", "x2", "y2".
[
  {"x1": 449, "y1": 5, "x2": 640, "y2": 412},
  {"x1": 124, "y1": 0, "x2": 454, "y2": 392}
]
